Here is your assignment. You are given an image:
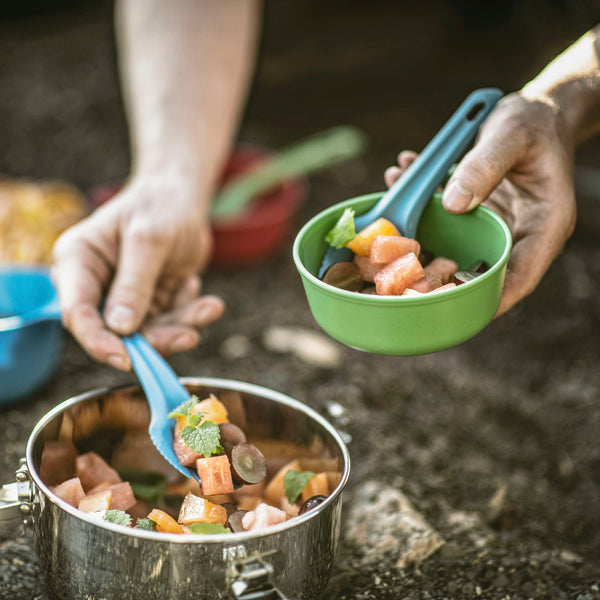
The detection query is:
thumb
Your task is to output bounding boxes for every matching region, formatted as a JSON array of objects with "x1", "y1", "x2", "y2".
[
  {"x1": 442, "y1": 126, "x2": 523, "y2": 214},
  {"x1": 104, "y1": 230, "x2": 170, "y2": 335}
]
